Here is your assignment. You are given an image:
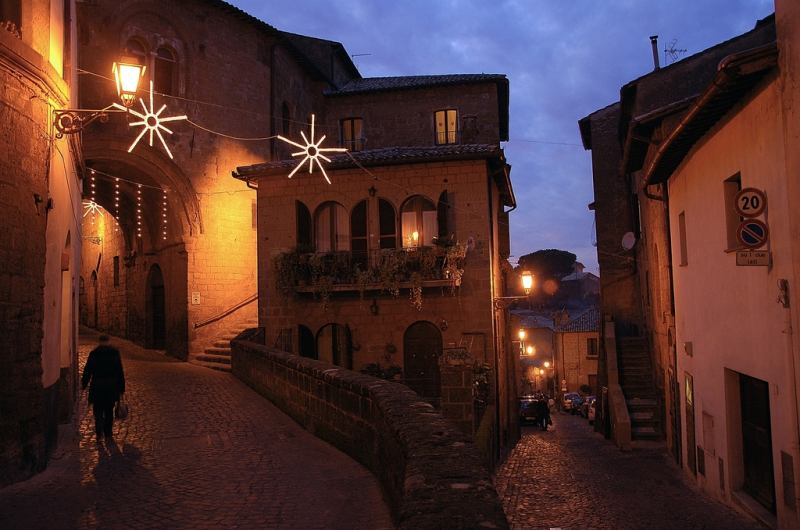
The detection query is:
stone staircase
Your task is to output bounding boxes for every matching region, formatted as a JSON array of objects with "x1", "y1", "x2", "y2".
[
  {"x1": 188, "y1": 319, "x2": 258, "y2": 373},
  {"x1": 617, "y1": 337, "x2": 661, "y2": 440}
]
